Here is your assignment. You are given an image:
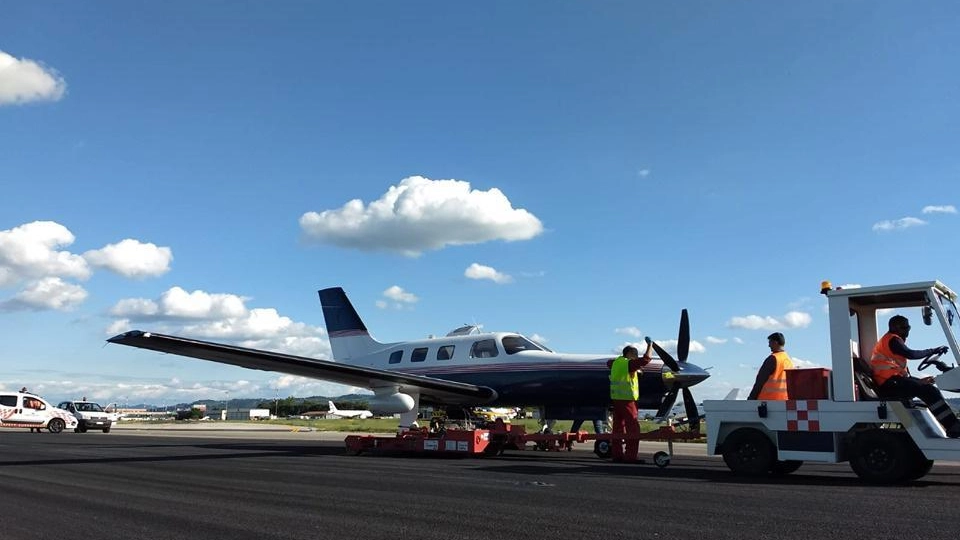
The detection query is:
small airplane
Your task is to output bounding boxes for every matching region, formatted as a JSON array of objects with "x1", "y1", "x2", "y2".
[
  {"x1": 327, "y1": 400, "x2": 373, "y2": 419},
  {"x1": 665, "y1": 388, "x2": 739, "y2": 422},
  {"x1": 108, "y1": 287, "x2": 710, "y2": 430}
]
